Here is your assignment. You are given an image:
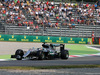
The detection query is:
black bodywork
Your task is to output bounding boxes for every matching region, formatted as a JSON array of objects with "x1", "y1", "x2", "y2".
[{"x1": 11, "y1": 43, "x2": 69, "y2": 60}]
